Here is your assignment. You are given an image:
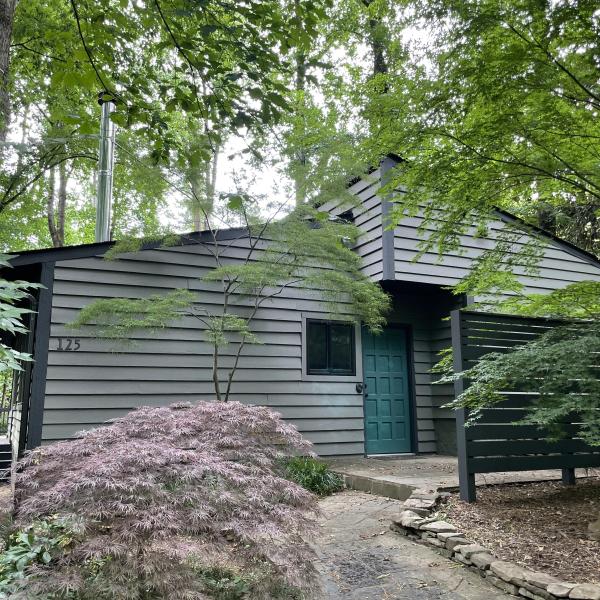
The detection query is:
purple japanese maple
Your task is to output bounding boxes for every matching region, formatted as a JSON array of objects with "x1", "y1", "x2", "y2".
[{"x1": 13, "y1": 402, "x2": 320, "y2": 599}]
